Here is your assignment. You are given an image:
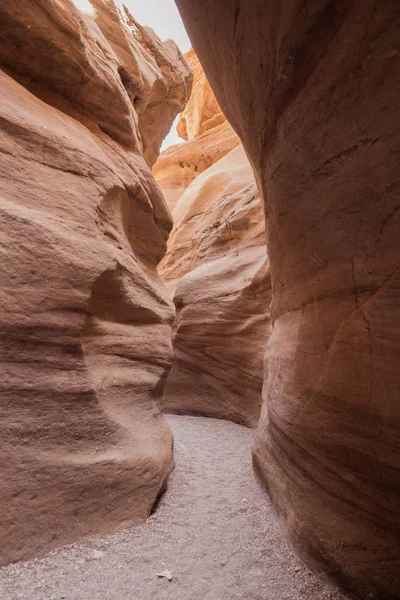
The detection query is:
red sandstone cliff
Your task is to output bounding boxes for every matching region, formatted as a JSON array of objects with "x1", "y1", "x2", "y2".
[
  {"x1": 175, "y1": 2, "x2": 400, "y2": 598},
  {"x1": 157, "y1": 56, "x2": 270, "y2": 427},
  {"x1": 153, "y1": 49, "x2": 240, "y2": 211},
  {"x1": 0, "y1": 0, "x2": 191, "y2": 564},
  {"x1": 161, "y1": 146, "x2": 271, "y2": 427}
]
